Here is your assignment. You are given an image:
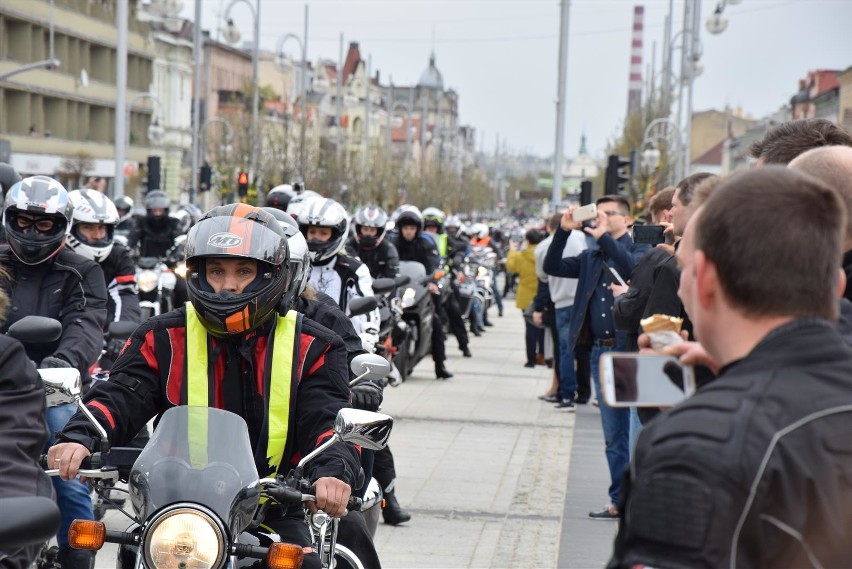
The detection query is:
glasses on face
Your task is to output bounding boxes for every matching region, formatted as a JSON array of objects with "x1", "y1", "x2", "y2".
[
  {"x1": 15, "y1": 215, "x2": 56, "y2": 233},
  {"x1": 600, "y1": 210, "x2": 625, "y2": 218}
]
